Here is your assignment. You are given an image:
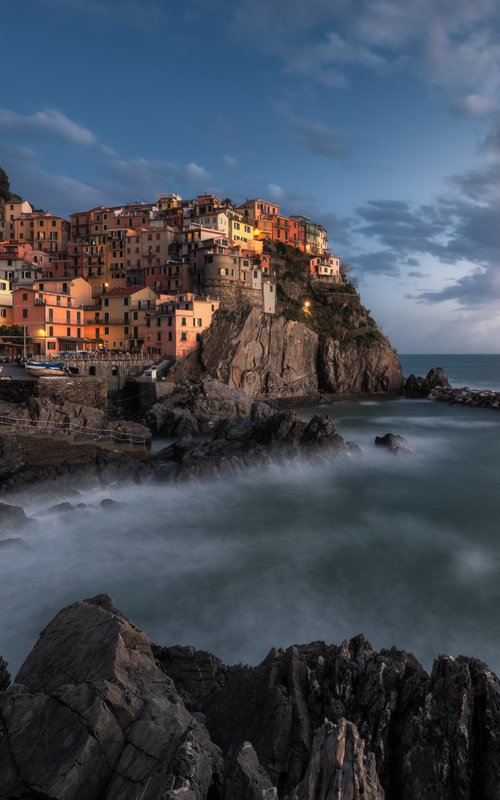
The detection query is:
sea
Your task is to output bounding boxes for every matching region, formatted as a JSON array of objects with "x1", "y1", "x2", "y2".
[{"x1": 1, "y1": 353, "x2": 500, "y2": 678}]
